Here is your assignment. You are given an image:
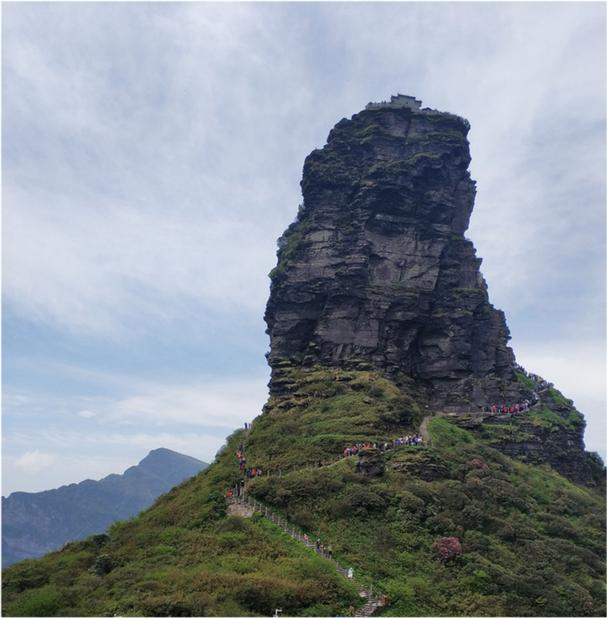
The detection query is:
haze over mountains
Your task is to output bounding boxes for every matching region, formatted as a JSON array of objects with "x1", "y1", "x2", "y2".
[{"x1": 2, "y1": 448, "x2": 207, "y2": 567}]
